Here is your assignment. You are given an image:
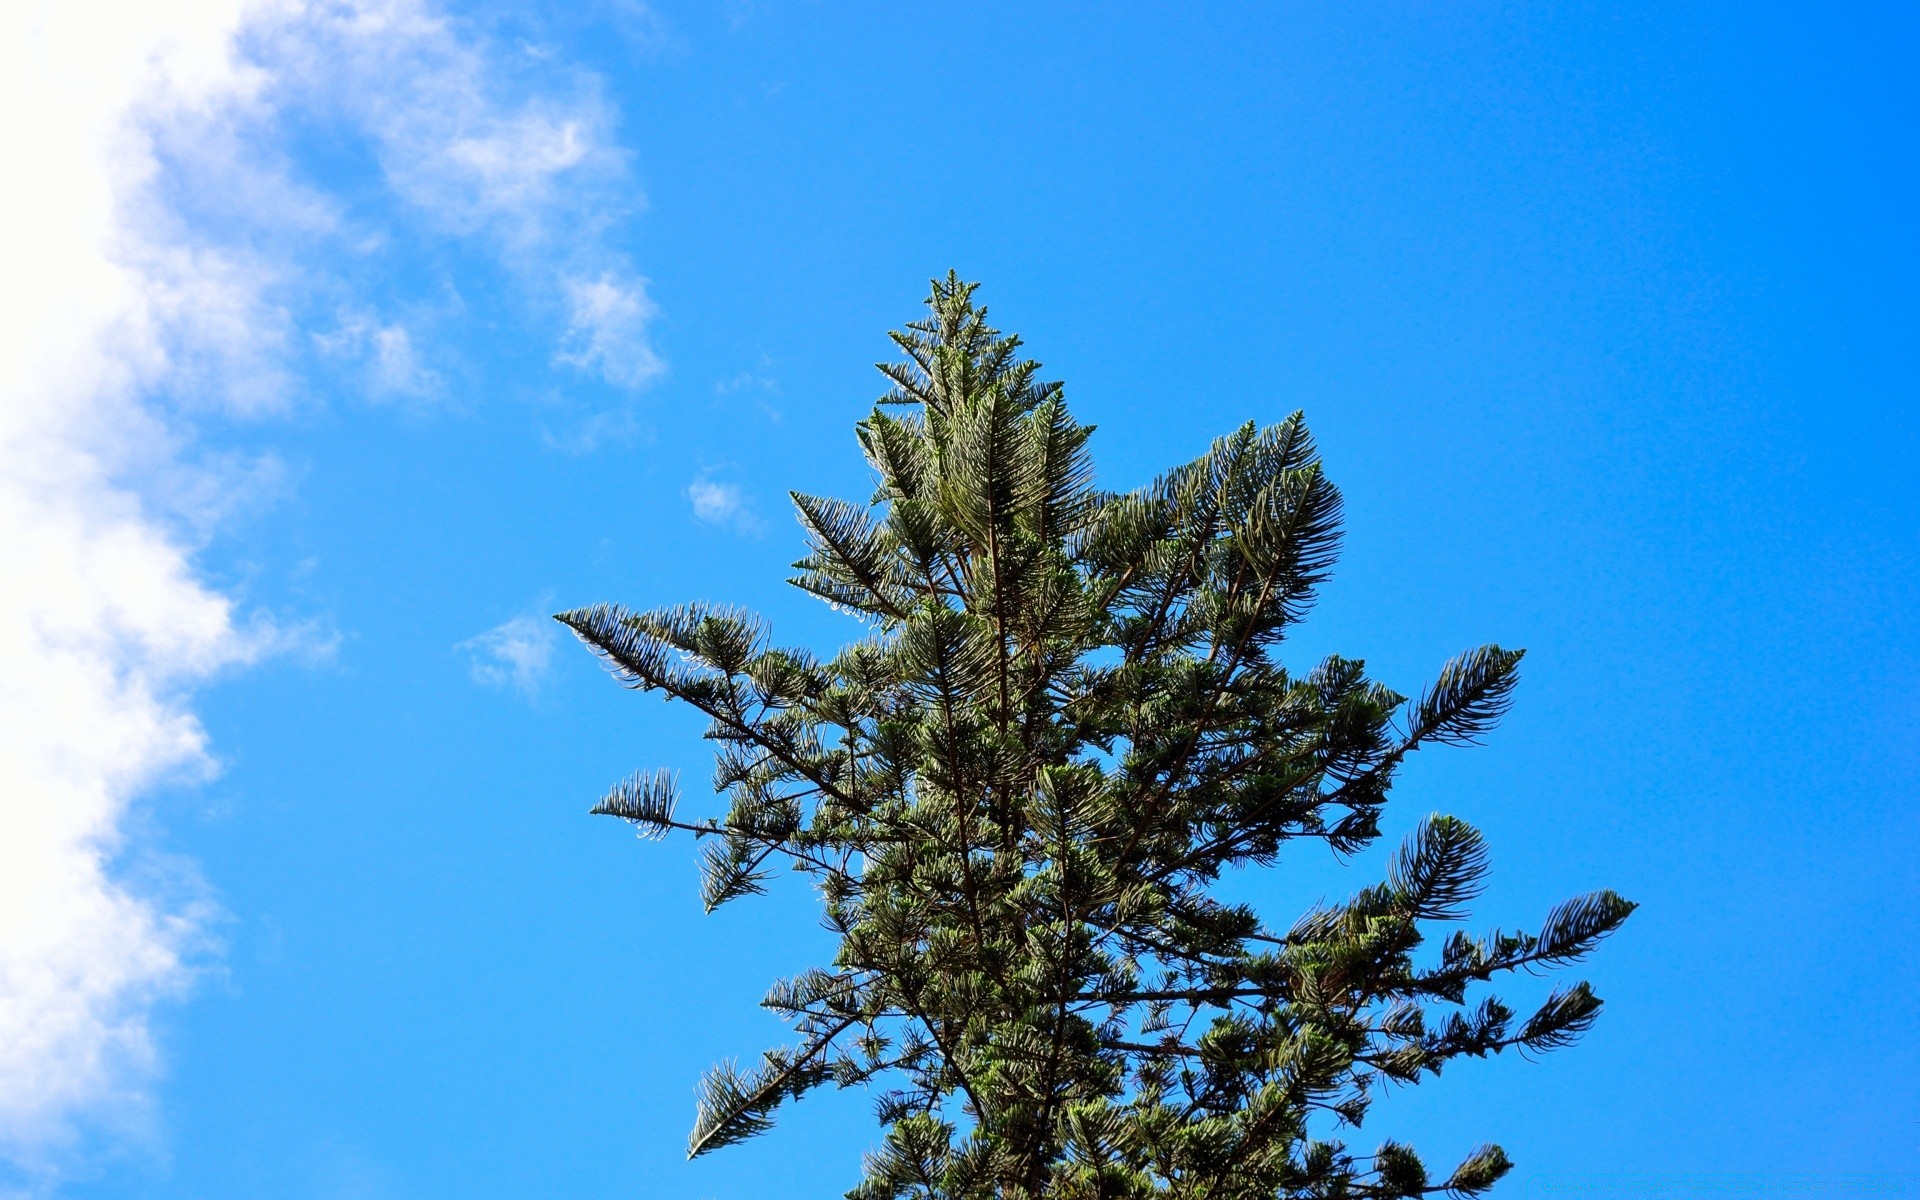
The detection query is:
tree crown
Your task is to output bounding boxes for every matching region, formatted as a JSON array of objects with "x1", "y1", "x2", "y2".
[{"x1": 560, "y1": 274, "x2": 1633, "y2": 1200}]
